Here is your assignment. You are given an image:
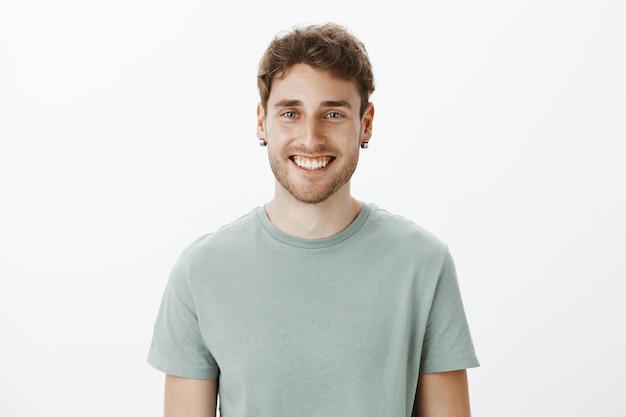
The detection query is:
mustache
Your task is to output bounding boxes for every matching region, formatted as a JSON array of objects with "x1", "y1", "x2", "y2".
[{"x1": 283, "y1": 145, "x2": 338, "y2": 156}]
